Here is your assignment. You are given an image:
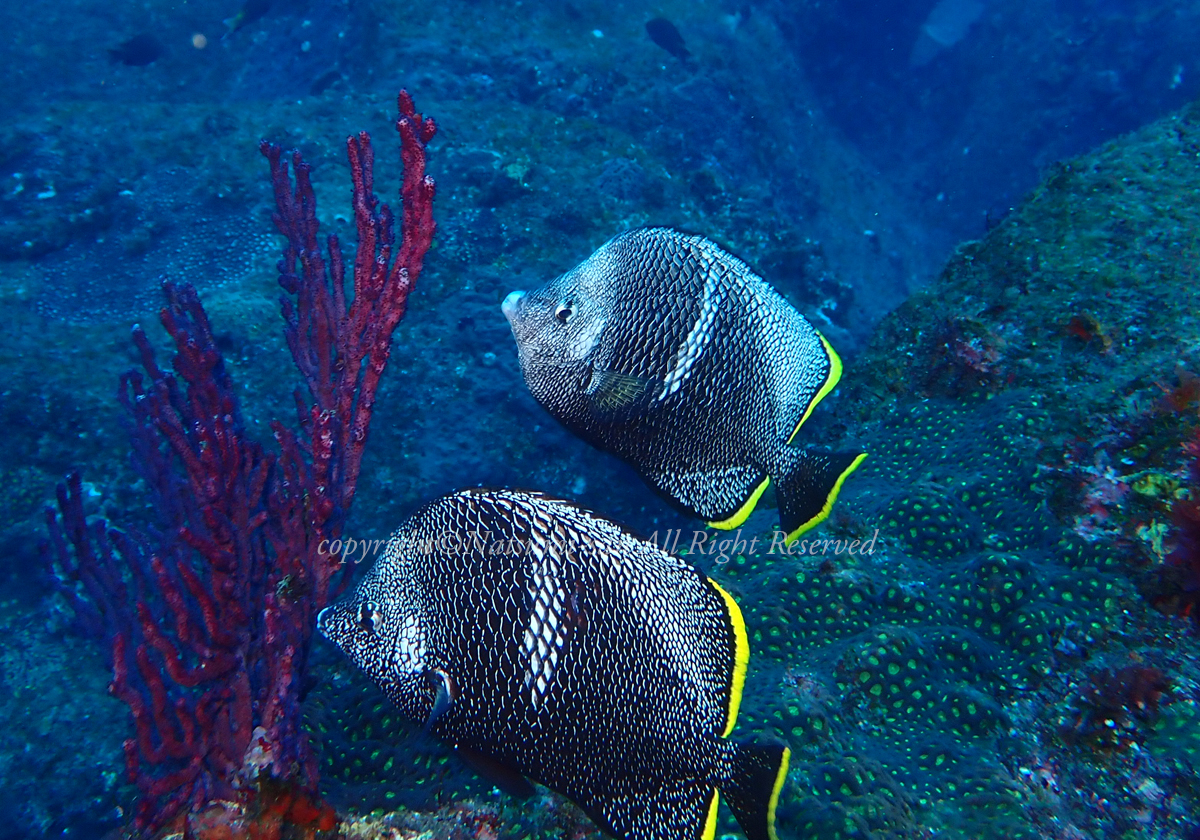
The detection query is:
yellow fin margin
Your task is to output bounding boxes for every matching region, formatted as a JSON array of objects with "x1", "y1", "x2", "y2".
[
  {"x1": 783, "y1": 452, "x2": 868, "y2": 545},
  {"x1": 701, "y1": 787, "x2": 720, "y2": 840},
  {"x1": 788, "y1": 332, "x2": 844, "y2": 445},
  {"x1": 767, "y1": 747, "x2": 791, "y2": 840},
  {"x1": 707, "y1": 578, "x2": 749, "y2": 738},
  {"x1": 707, "y1": 476, "x2": 770, "y2": 531}
]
